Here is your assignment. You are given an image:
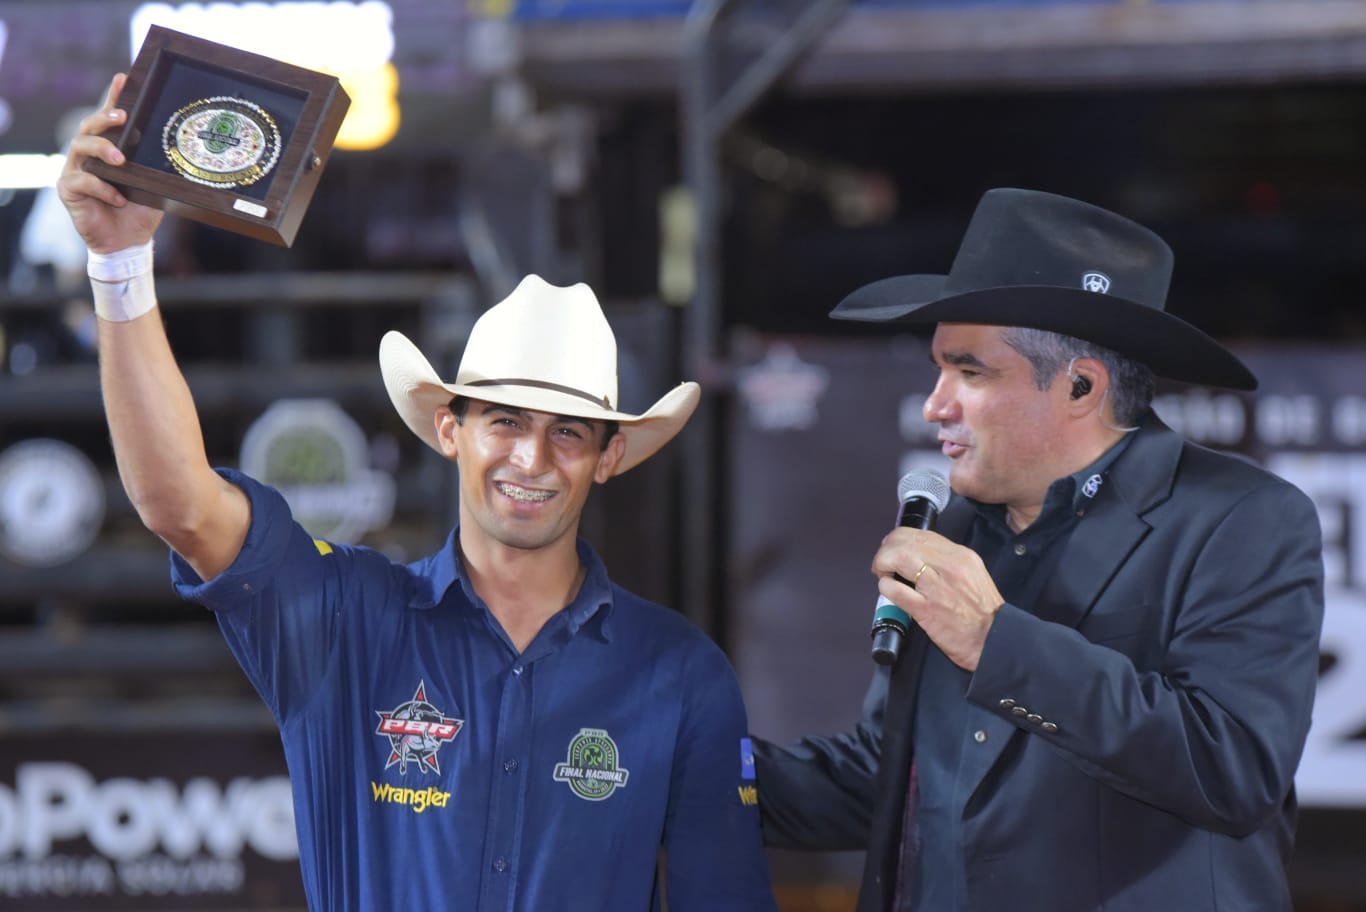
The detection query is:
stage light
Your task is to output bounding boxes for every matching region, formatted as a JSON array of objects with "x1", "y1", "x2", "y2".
[
  {"x1": 0, "y1": 154, "x2": 65, "y2": 190},
  {"x1": 129, "y1": 1, "x2": 399, "y2": 151}
]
